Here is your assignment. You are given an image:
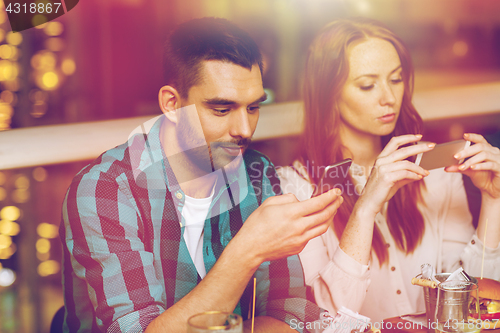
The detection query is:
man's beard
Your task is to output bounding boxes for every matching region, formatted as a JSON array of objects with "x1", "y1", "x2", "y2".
[
  {"x1": 172, "y1": 116, "x2": 251, "y2": 183},
  {"x1": 208, "y1": 139, "x2": 251, "y2": 171}
]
